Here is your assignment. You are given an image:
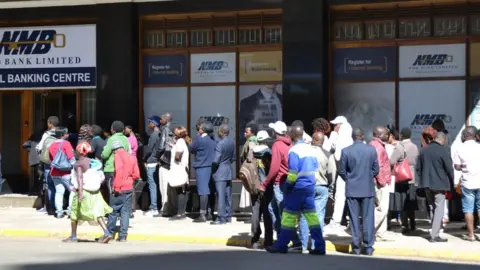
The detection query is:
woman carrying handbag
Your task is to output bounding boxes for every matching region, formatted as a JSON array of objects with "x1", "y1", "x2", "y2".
[
  {"x1": 168, "y1": 126, "x2": 191, "y2": 221},
  {"x1": 389, "y1": 127, "x2": 419, "y2": 233}
]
